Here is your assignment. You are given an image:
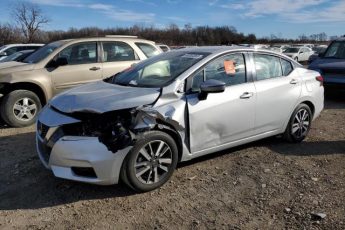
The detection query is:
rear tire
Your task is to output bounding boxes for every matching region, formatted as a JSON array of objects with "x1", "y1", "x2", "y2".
[
  {"x1": 283, "y1": 103, "x2": 312, "y2": 143},
  {"x1": 0, "y1": 90, "x2": 41, "y2": 127},
  {"x1": 121, "y1": 131, "x2": 178, "y2": 192}
]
